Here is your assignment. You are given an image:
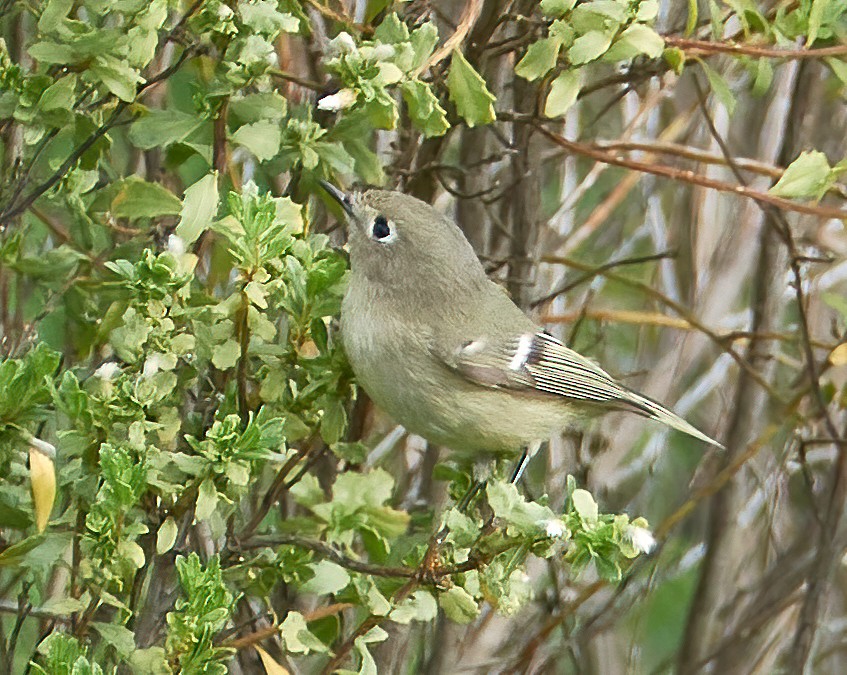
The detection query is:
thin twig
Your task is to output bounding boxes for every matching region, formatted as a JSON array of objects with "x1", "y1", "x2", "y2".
[
  {"x1": 241, "y1": 534, "x2": 478, "y2": 579},
  {"x1": 664, "y1": 35, "x2": 847, "y2": 60},
  {"x1": 533, "y1": 124, "x2": 847, "y2": 221}
]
